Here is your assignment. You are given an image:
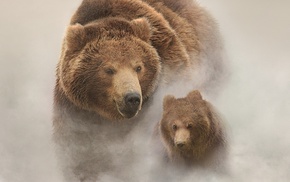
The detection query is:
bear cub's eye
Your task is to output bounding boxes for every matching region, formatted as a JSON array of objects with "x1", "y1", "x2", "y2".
[
  {"x1": 105, "y1": 68, "x2": 115, "y2": 75},
  {"x1": 172, "y1": 124, "x2": 177, "y2": 131},
  {"x1": 187, "y1": 123, "x2": 193, "y2": 129},
  {"x1": 135, "y1": 66, "x2": 142, "y2": 73}
]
